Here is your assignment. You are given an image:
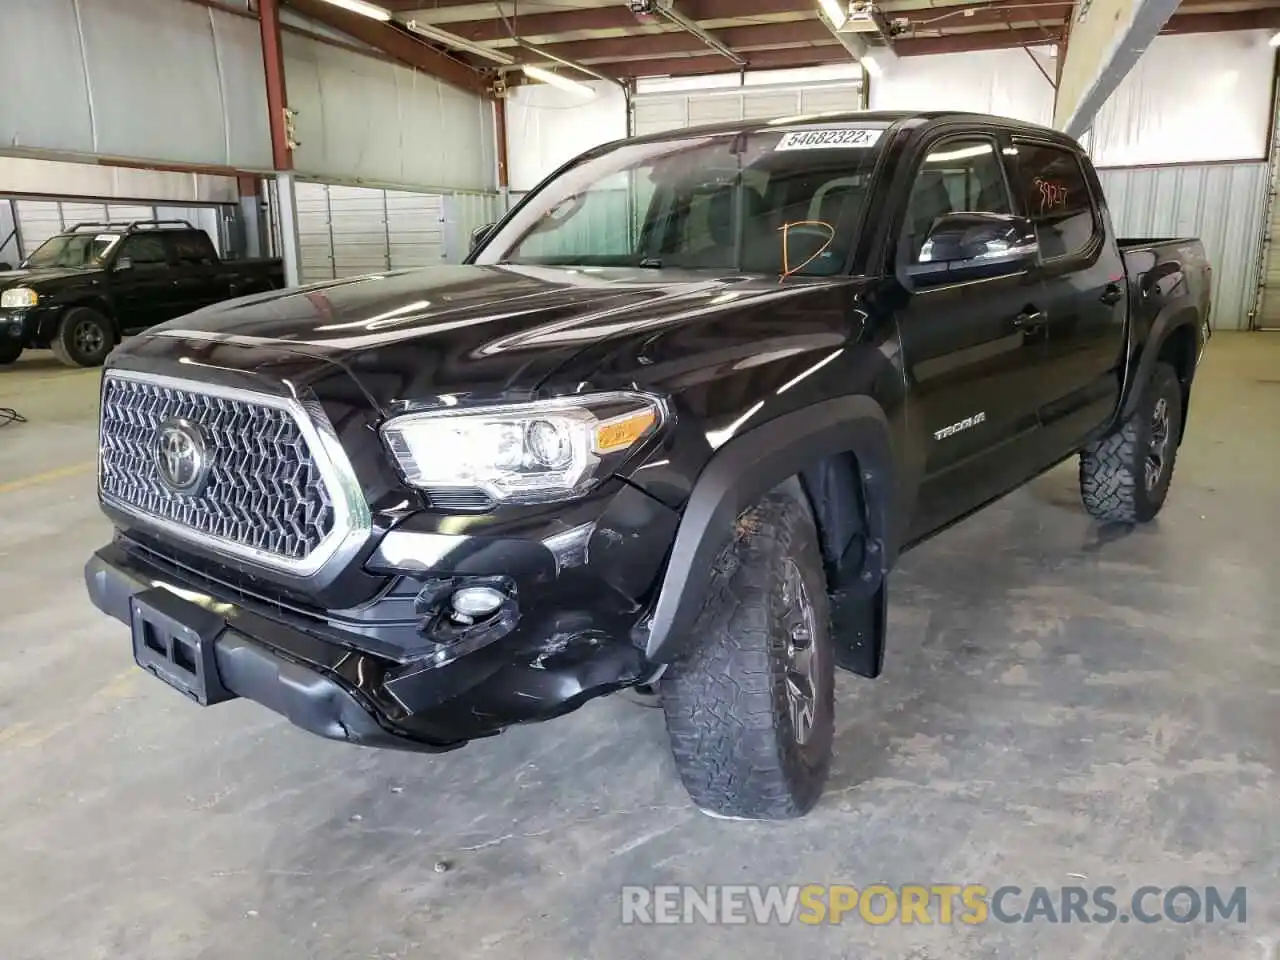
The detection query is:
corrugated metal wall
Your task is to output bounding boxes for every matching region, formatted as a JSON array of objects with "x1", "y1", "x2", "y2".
[
  {"x1": 291, "y1": 182, "x2": 502, "y2": 283},
  {"x1": 284, "y1": 34, "x2": 496, "y2": 192},
  {"x1": 0, "y1": 0, "x2": 271, "y2": 169},
  {"x1": 633, "y1": 83, "x2": 862, "y2": 136},
  {"x1": 1098, "y1": 162, "x2": 1268, "y2": 330},
  {"x1": 0, "y1": 0, "x2": 495, "y2": 193}
]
